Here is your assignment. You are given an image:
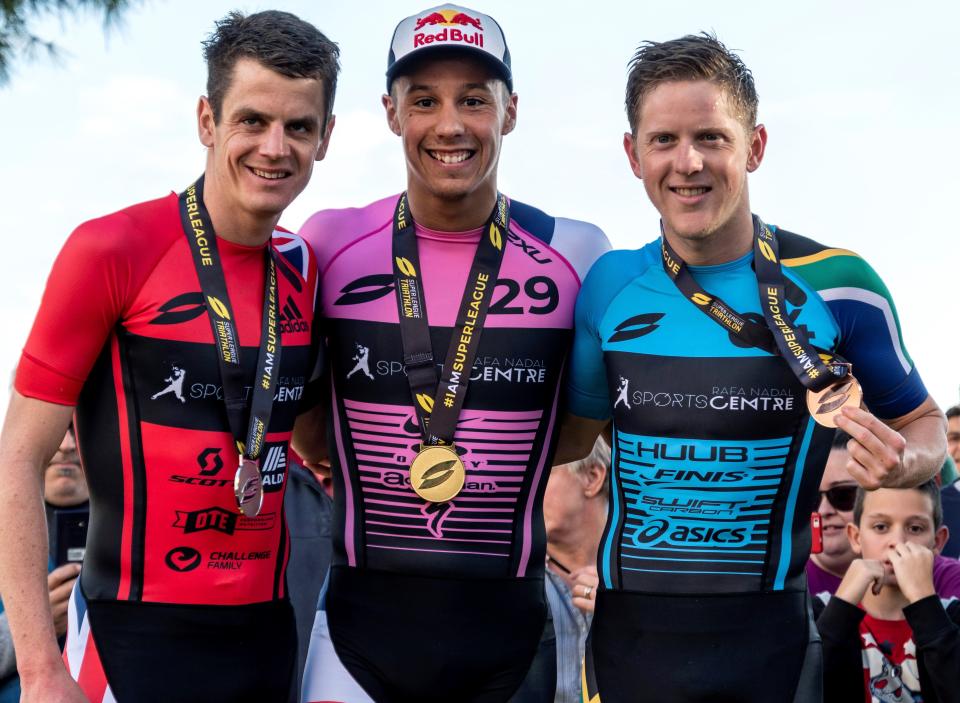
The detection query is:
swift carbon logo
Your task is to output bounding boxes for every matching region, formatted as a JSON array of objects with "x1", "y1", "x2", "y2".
[{"x1": 607, "y1": 313, "x2": 664, "y2": 343}]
